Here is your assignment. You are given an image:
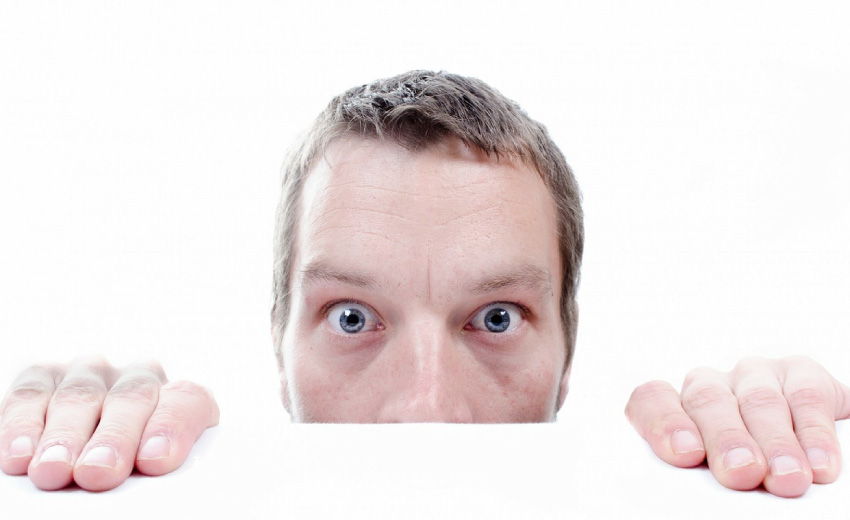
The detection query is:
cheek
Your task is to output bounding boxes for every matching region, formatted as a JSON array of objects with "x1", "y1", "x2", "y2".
[
  {"x1": 287, "y1": 335, "x2": 384, "y2": 423},
  {"x1": 289, "y1": 351, "x2": 347, "y2": 422},
  {"x1": 489, "y1": 349, "x2": 563, "y2": 422}
]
